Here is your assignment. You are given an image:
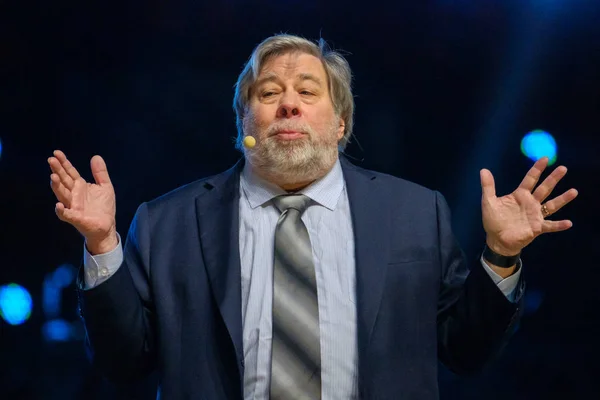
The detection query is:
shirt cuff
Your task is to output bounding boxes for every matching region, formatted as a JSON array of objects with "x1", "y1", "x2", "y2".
[
  {"x1": 83, "y1": 233, "x2": 124, "y2": 289},
  {"x1": 480, "y1": 255, "x2": 522, "y2": 302}
]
